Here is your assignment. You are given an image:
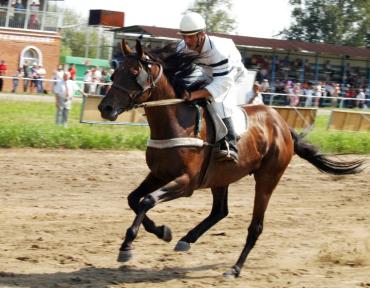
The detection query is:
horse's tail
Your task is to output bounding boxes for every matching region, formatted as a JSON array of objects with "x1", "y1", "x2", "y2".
[{"x1": 290, "y1": 128, "x2": 364, "y2": 175}]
